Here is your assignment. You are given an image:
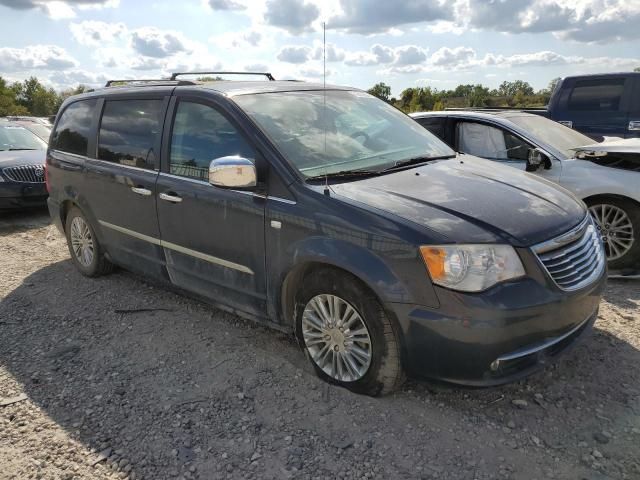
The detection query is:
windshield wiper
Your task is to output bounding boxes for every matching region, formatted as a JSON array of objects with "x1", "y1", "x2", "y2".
[
  {"x1": 6, "y1": 148, "x2": 39, "y2": 151},
  {"x1": 380, "y1": 154, "x2": 456, "y2": 172},
  {"x1": 306, "y1": 169, "x2": 381, "y2": 181}
]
